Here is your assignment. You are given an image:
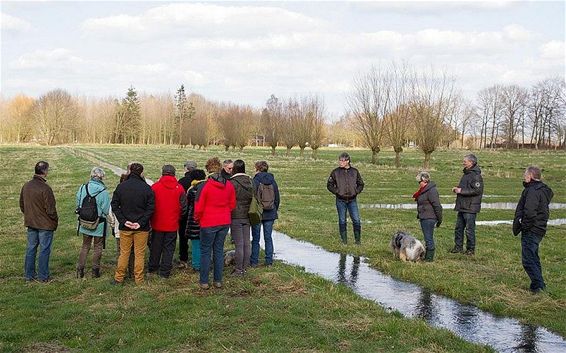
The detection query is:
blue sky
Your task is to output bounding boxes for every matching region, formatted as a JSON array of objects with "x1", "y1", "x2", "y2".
[{"x1": 1, "y1": 1, "x2": 564, "y2": 117}]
